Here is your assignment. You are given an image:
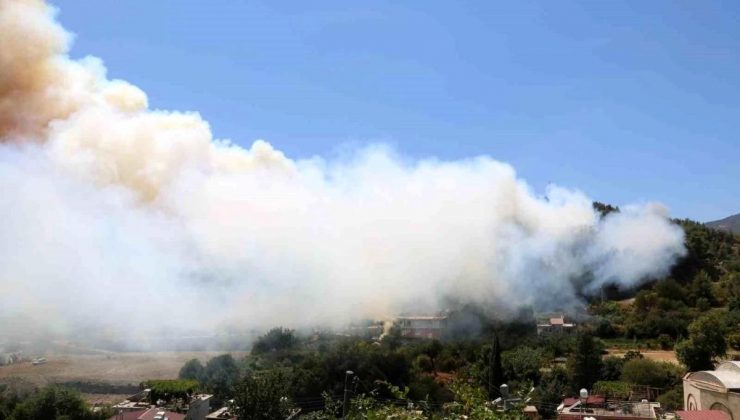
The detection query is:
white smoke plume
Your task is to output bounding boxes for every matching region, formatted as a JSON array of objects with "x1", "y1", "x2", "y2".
[{"x1": 0, "y1": 0, "x2": 686, "y2": 342}]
